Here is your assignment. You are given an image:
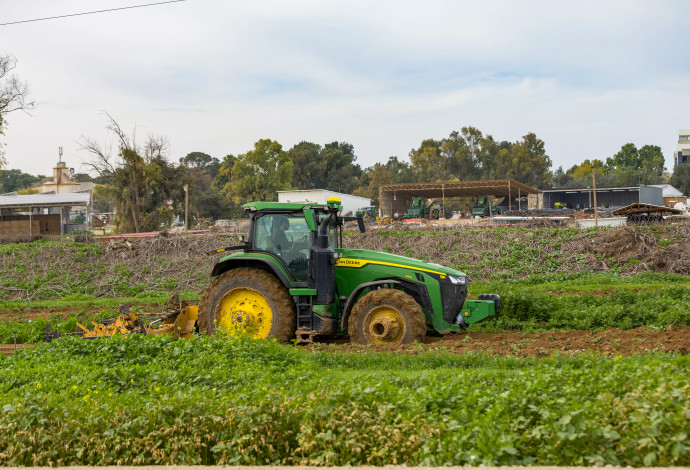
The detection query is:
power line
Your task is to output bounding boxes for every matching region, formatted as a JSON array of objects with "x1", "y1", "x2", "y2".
[{"x1": 0, "y1": 0, "x2": 187, "y2": 26}]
